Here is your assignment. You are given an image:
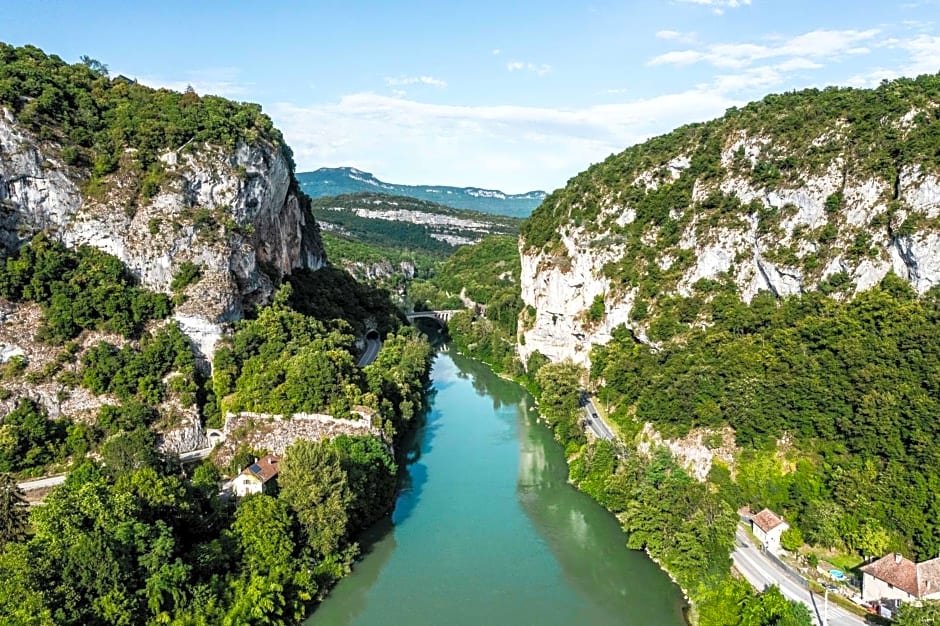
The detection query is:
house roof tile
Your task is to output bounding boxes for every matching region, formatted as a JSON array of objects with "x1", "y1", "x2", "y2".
[
  {"x1": 862, "y1": 553, "x2": 920, "y2": 597},
  {"x1": 241, "y1": 454, "x2": 279, "y2": 483},
  {"x1": 751, "y1": 508, "x2": 786, "y2": 533}
]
